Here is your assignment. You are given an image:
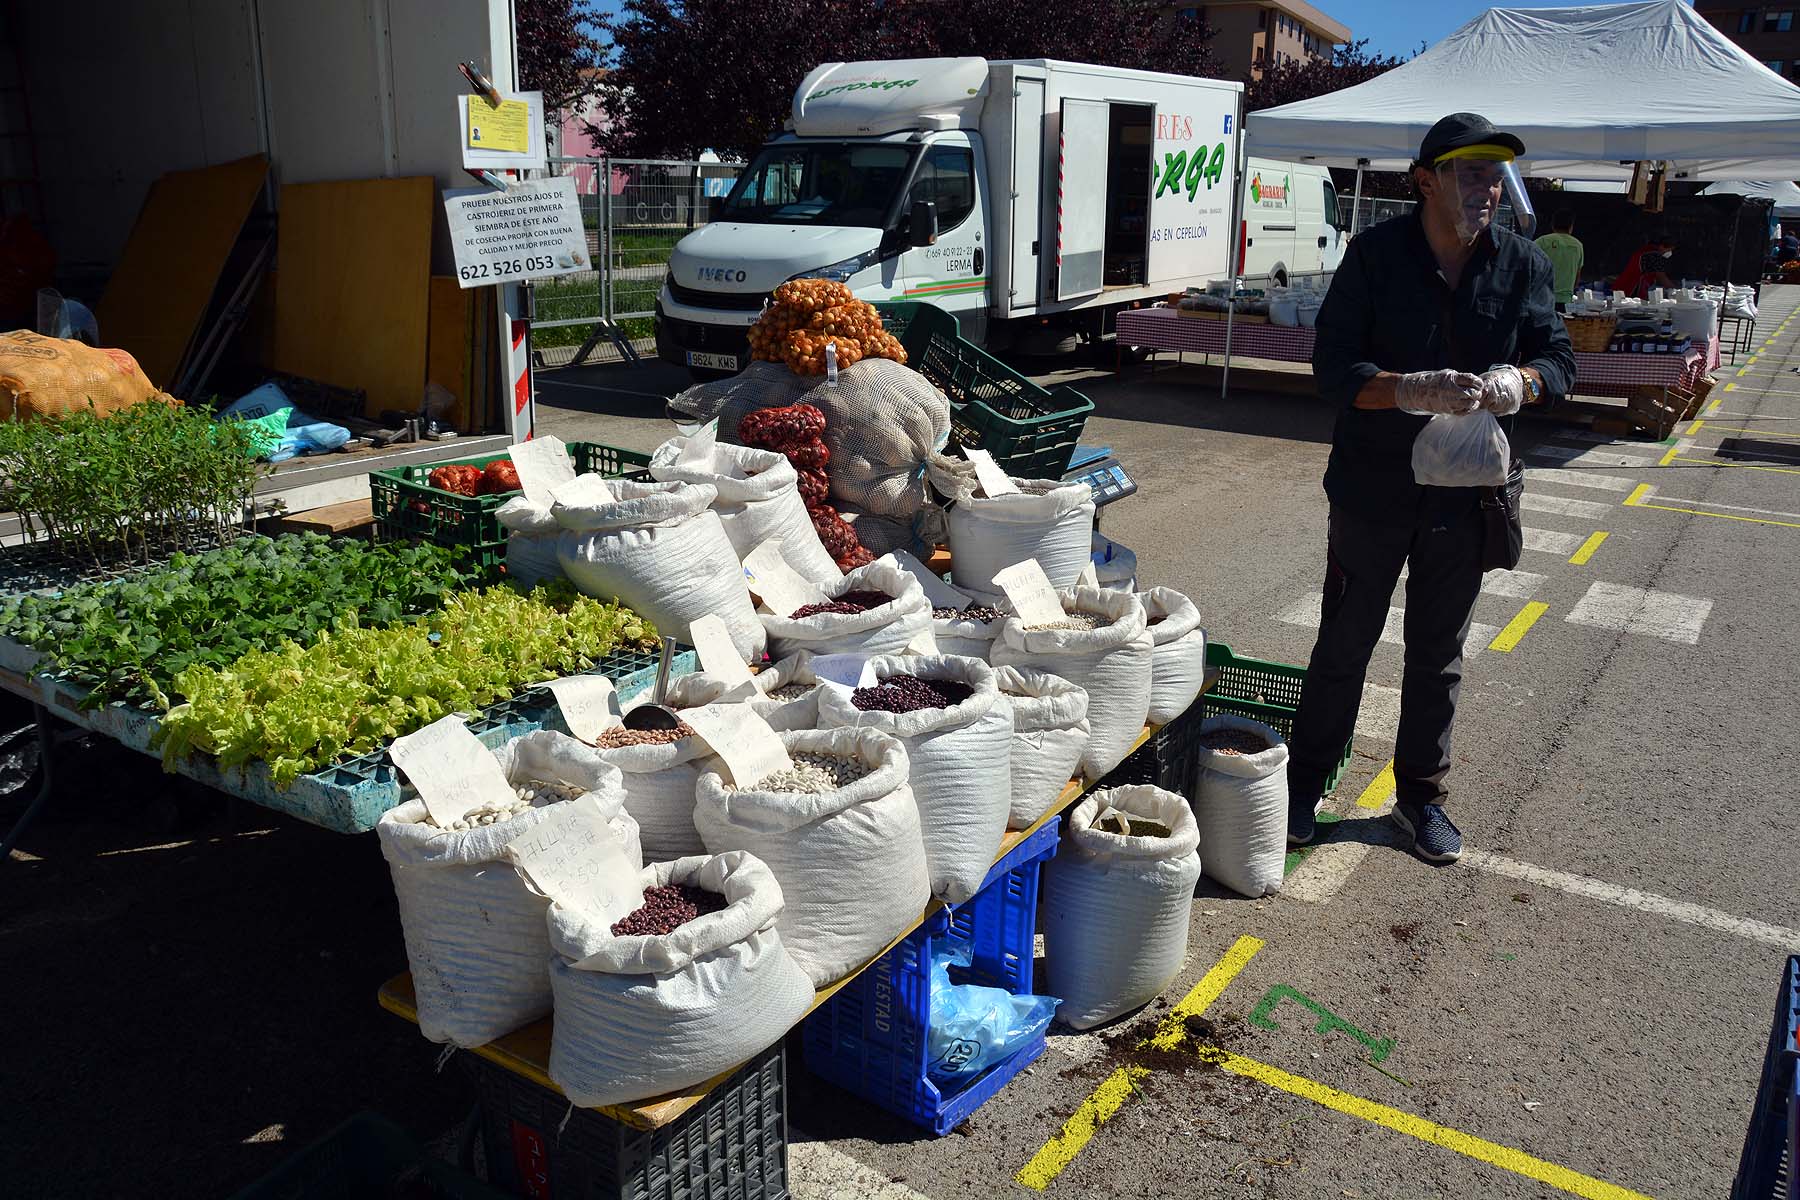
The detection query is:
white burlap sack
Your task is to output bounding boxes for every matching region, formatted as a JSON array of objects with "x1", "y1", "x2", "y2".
[
  {"x1": 1192, "y1": 715, "x2": 1289, "y2": 898},
  {"x1": 553, "y1": 480, "x2": 765, "y2": 661},
  {"x1": 1042, "y1": 785, "x2": 1202, "y2": 1029},
  {"x1": 759, "y1": 555, "x2": 935, "y2": 660},
  {"x1": 932, "y1": 609, "x2": 1005, "y2": 660},
  {"x1": 694, "y1": 727, "x2": 929, "y2": 986},
  {"x1": 547, "y1": 852, "x2": 815, "y2": 1107},
  {"x1": 650, "y1": 437, "x2": 842, "y2": 583},
  {"x1": 1139, "y1": 588, "x2": 1208, "y2": 725},
  {"x1": 497, "y1": 496, "x2": 564, "y2": 588},
  {"x1": 995, "y1": 666, "x2": 1090, "y2": 830},
  {"x1": 662, "y1": 654, "x2": 821, "y2": 733},
  {"x1": 815, "y1": 654, "x2": 1012, "y2": 904},
  {"x1": 377, "y1": 741, "x2": 634, "y2": 1047},
  {"x1": 949, "y1": 478, "x2": 1095, "y2": 596},
  {"x1": 1093, "y1": 532, "x2": 1139, "y2": 592},
  {"x1": 591, "y1": 728, "x2": 717, "y2": 863},
  {"x1": 990, "y1": 586, "x2": 1153, "y2": 781}
]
